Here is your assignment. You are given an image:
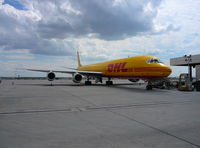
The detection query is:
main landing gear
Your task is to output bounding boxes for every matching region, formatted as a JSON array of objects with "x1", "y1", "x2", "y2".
[
  {"x1": 85, "y1": 76, "x2": 92, "y2": 85},
  {"x1": 146, "y1": 81, "x2": 153, "y2": 90},
  {"x1": 106, "y1": 78, "x2": 113, "y2": 85},
  {"x1": 85, "y1": 77, "x2": 113, "y2": 85}
]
